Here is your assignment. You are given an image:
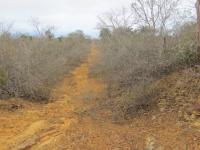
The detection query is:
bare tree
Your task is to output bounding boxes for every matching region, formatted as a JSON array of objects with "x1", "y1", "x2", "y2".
[
  {"x1": 131, "y1": 0, "x2": 179, "y2": 52},
  {"x1": 30, "y1": 17, "x2": 55, "y2": 38},
  {"x1": 0, "y1": 22, "x2": 14, "y2": 35},
  {"x1": 131, "y1": 0, "x2": 179, "y2": 31},
  {"x1": 30, "y1": 17, "x2": 43, "y2": 36},
  {"x1": 98, "y1": 0, "x2": 179, "y2": 52},
  {"x1": 97, "y1": 7, "x2": 134, "y2": 30}
]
